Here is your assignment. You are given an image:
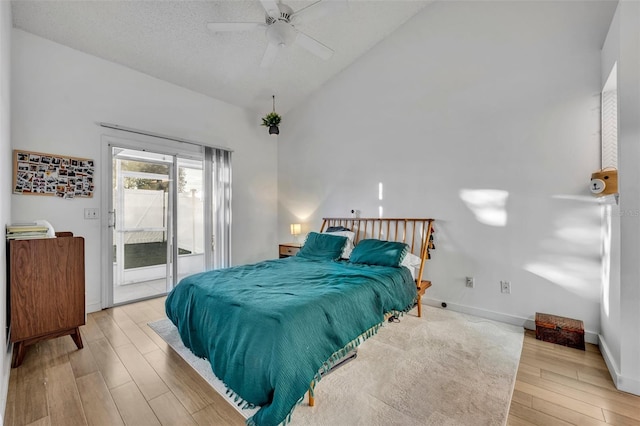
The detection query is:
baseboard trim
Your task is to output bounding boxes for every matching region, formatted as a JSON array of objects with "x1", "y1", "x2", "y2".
[
  {"x1": 1, "y1": 343, "x2": 12, "y2": 426},
  {"x1": 423, "y1": 298, "x2": 598, "y2": 344},
  {"x1": 598, "y1": 335, "x2": 620, "y2": 388},
  {"x1": 618, "y1": 375, "x2": 640, "y2": 395},
  {"x1": 598, "y1": 335, "x2": 640, "y2": 396},
  {"x1": 86, "y1": 302, "x2": 102, "y2": 314}
]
